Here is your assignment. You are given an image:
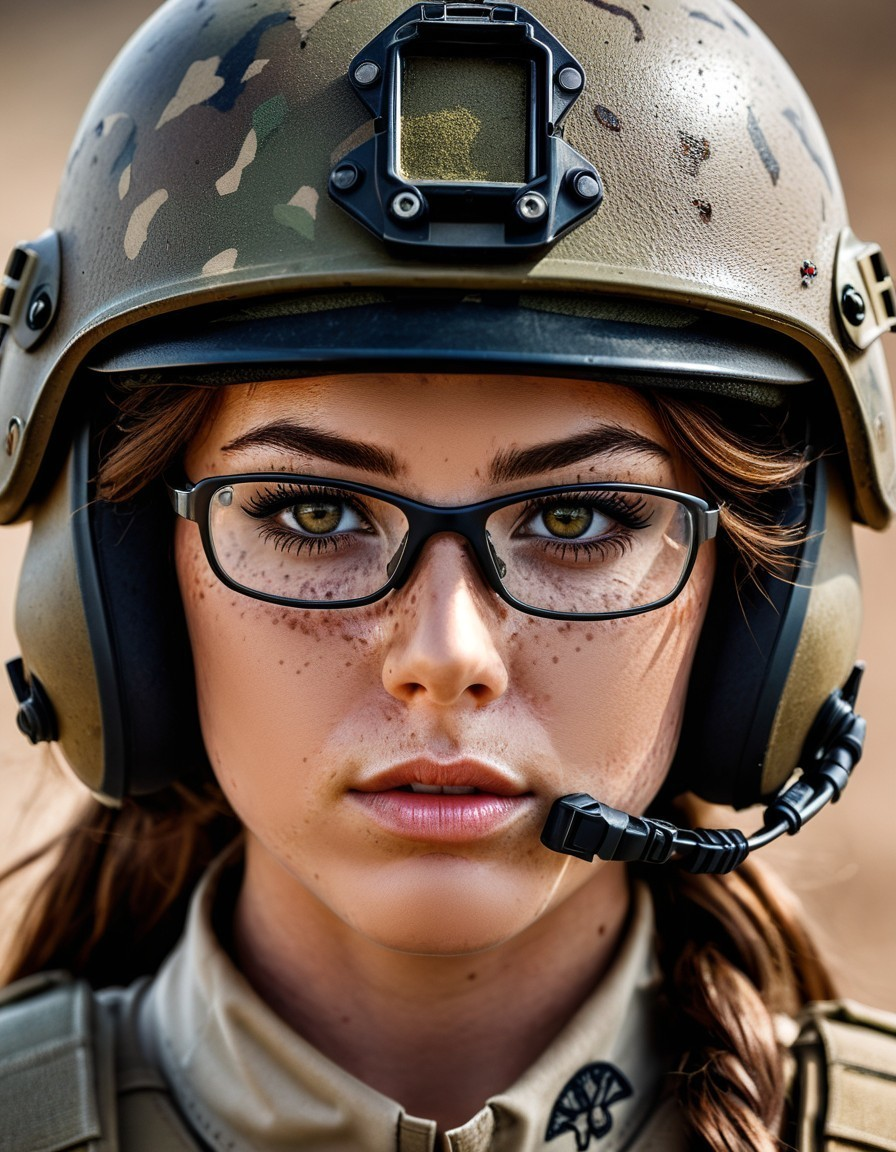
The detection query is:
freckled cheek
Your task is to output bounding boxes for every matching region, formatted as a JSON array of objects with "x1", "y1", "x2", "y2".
[
  {"x1": 510, "y1": 583, "x2": 708, "y2": 803},
  {"x1": 173, "y1": 523, "x2": 382, "y2": 796}
]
